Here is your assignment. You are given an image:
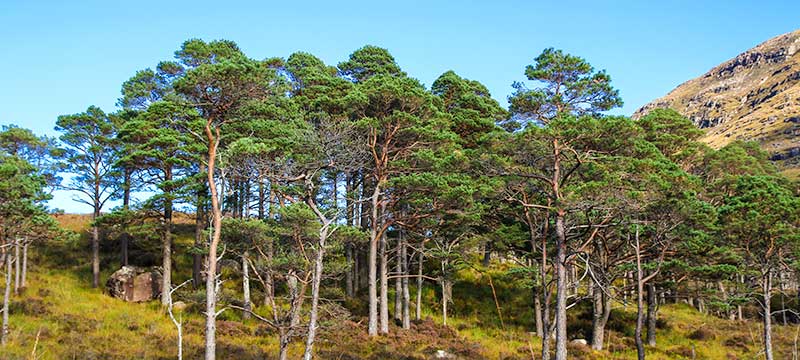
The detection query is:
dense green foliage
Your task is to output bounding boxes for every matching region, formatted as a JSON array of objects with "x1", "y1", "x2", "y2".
[{"x1": 0, "y1": 39, "x2": 798, "y2": 359}]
